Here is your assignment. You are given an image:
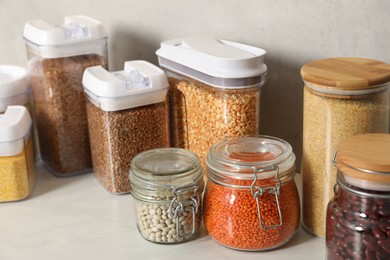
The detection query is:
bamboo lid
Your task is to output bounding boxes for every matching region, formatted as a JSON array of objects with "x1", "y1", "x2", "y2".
[
  {"x1": 301, "y1": 57, "x2": 390, "y2": 91},
  {"x1": 335, "y1": 134, "x2": 390, "y2": 185}
]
